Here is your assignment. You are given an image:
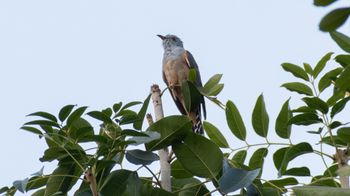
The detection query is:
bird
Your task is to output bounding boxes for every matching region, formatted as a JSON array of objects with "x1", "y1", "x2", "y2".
[{"x1": 157, "y1": 34, "x2": 206, "y2": 134}]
